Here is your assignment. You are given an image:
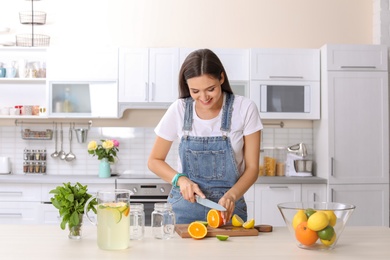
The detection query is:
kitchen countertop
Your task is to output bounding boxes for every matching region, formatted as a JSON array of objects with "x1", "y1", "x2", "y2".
[
  {"x1": 0, "y1": 174, "x2": 327, "y2": 185},
  {"x1": 1, "y1": 225, "x2": 389, "y2": 259}
]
